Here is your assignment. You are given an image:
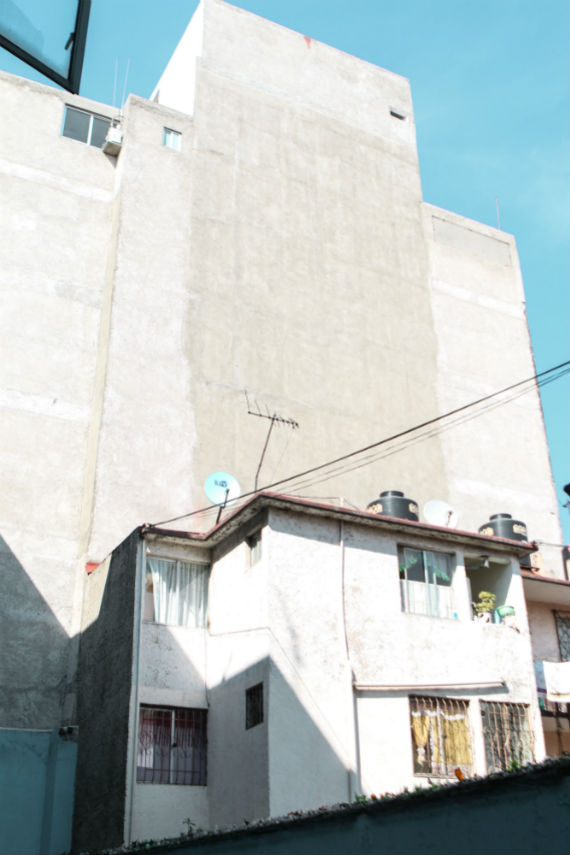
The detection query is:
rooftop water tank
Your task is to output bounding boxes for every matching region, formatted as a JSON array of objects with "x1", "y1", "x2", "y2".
[
  {"x1": 478, "y1": 513, "x2": 528, "y2": 541},
  {"x1": 367, "y1": 490, "x2": 419, "y2": 522}
]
